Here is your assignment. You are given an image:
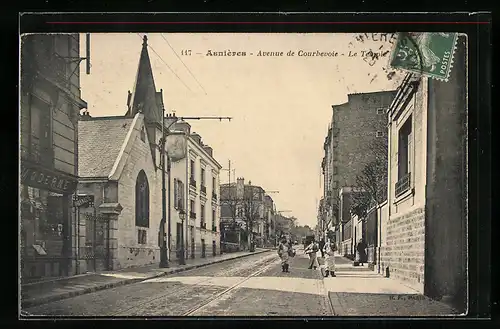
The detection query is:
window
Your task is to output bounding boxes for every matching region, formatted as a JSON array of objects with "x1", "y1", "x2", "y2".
[
  {"x1": 201, "y1": 205, "x2": 205, "y2": 228},
  {"x1": 201, "y1": 168, "x2": 206, "y2": 186},
  {"x1": 212, "y1": 209, "x2": 216, "y2": 231},
  {"x1": 397, "y1": 116, "x2": 412, "y2": 179},
  {"x1": 174, "y1": 179, "x2": 185, "y2": 210},
  {"x1": 395, "y1": 116, "x2": 412, "y2": 197},
  {"x1": 30, "y1": 96, "x2": 53, "y2": 166},
  {"x1": 138, "y1": 229, "x2": 147, "y2": 244},
  {"x1": 190, "y1": 200, "x2": 196, "y2": 219},
  {"x1": 190, "y1": 160, "x2": 195, "y2": 179},
  {"x1": 140, "y1": 126, "x2": 145, "y2": 142},
  {"x1": 376, "y1": 131, "x2": 384, "y2": 137},
  {"x1": 212, "y1": 176, "x2": 216, "y2": 189},
  {"x1": 377, "y1": 108, "x2": 385, "y2": 115},
  {"x1": 135, "y1": 170, "x2": 150, "y2": 228}
]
